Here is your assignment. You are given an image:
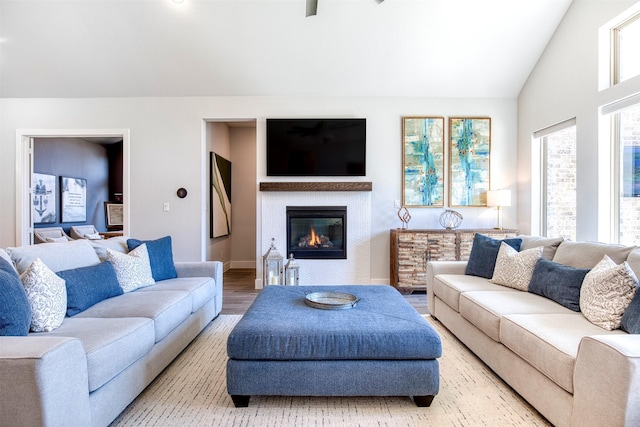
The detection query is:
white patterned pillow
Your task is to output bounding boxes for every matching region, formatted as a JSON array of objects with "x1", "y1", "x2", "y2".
[
  {"x1": 106, "y1": 244, "x2": 155, "y2": 292},
  {"x1": 45, "y1": 236, "x2": 68, "y2": 243},
  {"x1": 20, "y1": 258, "x2": 67, "y2": 332},
  {"x1": 490, "y1": 242, "x2": 543, "y2": 291},
  {"x1": 84, "y1": 233, "x2": 103, "y2": 240},
  {"x1": 580, "y1": 255, "x2": 639, "y2": 330}
]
